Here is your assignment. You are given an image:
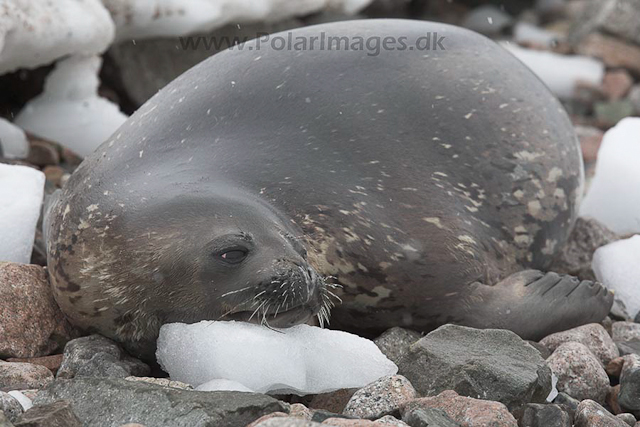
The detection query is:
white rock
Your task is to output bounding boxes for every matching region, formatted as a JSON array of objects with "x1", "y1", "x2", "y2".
[
  {"x1": 7, "y1": 390, "x2": 33, "y2": 411},
  {"x1": 593, "y1": 235, "x2": 640, "y2": 318},
  {"x1": 196, "y1": 378, "x2": 255, "y2": 392},
  {"x1": 104, "y1": 0, "x2": 373, "y2": 41},
  {"x1": 0, "y1": 118, "x2": 29, "y2": 159},
  {"x1": 15, "y1": 55, "x2": 127, "y2": 157},
  {"x1": 0, "y1": 0, "x2": 114, "y2": 74},
  {"x1": 157, "y1": 321, "x2": 398, "y2": 395},
  {"x1": 580, "y1": 117, "x2": 640, "y2": 234},
  {"x1": 502, "y1": 43, "x2": 604, "y2": 99},
  {"x1": 0, "y1": 163, "x2": 45, "y2": 264}
]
